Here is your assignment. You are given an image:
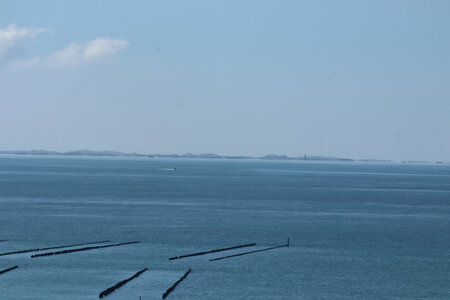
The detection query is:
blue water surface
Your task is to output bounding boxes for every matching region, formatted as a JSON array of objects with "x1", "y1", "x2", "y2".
[{"x1": 0, "y1": 155, "x2": 449, "y2": 299}]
